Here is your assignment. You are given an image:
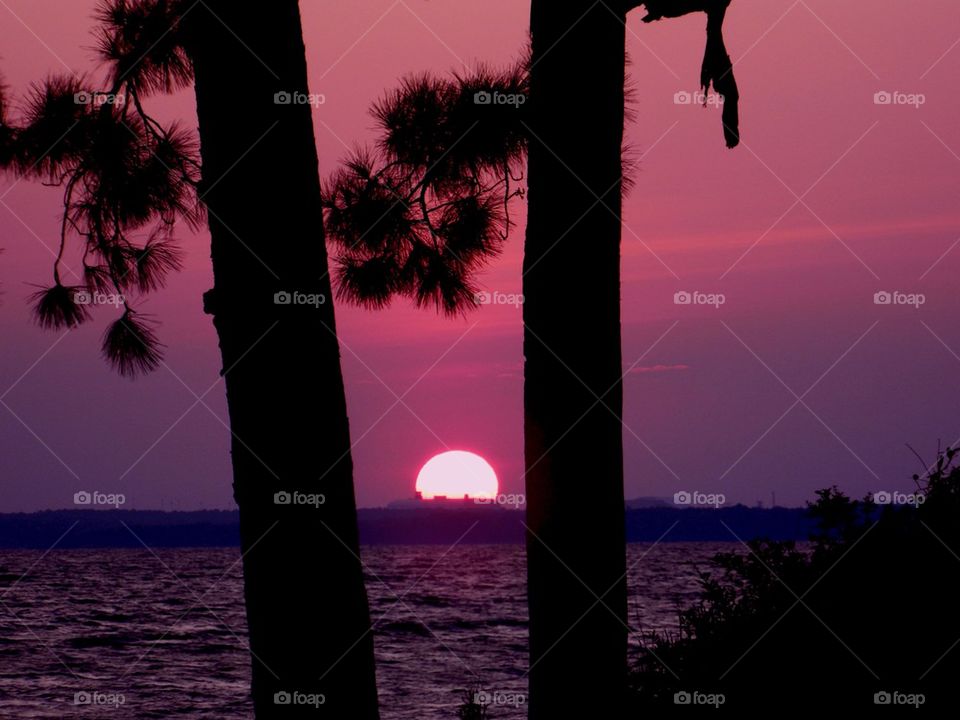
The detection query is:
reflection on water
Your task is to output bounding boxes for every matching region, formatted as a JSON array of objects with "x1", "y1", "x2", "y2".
[{"x1": 0, "y1": 543, "x2": 731, "y2": 718}]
